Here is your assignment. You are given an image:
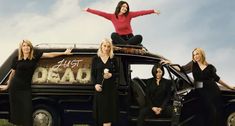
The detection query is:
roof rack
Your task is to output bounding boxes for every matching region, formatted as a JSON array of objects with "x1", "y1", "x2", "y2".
[
  {"x1": 35, "y1": 43, "x2": 99, "y2": 49},
  {"x1": 114, "y1": 46, "x2": 147, "y2": 55},
  {"x1": 34, "y1": 43, "x2": 152, "y2": 55}
]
